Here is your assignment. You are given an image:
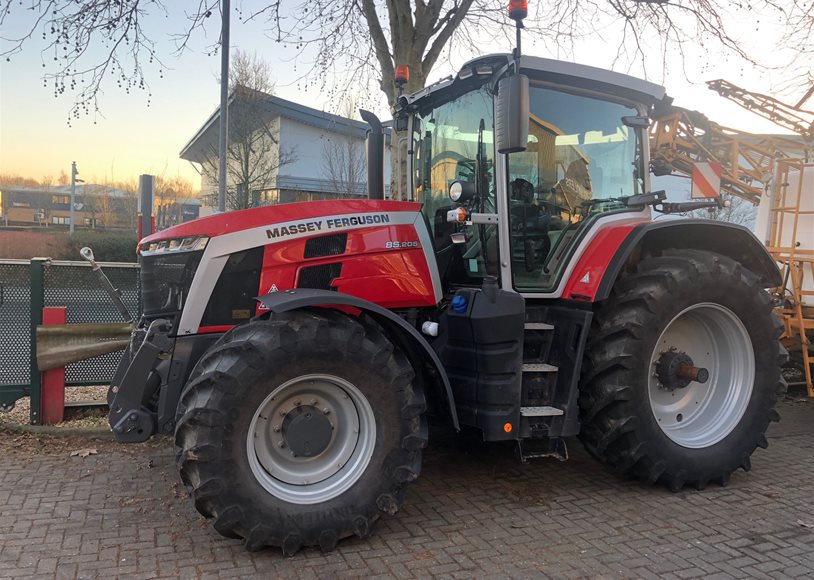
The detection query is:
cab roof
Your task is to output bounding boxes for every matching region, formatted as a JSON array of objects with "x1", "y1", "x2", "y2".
[{"x1": 397, "y1": 54, "x2": 668, "y2": 116}]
